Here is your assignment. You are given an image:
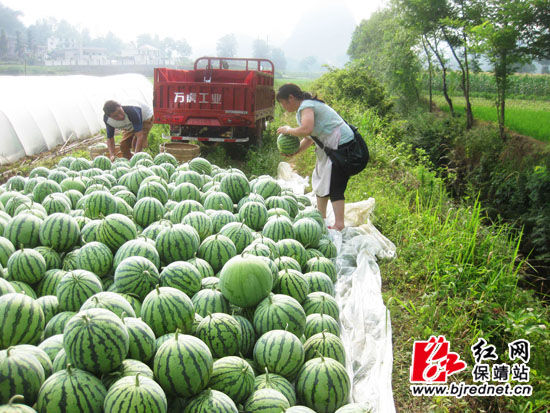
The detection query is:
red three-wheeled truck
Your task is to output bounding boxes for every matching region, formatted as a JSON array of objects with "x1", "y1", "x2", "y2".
[{"x1": 153, "y1": 57, "x2": 275, "y2": 146}]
